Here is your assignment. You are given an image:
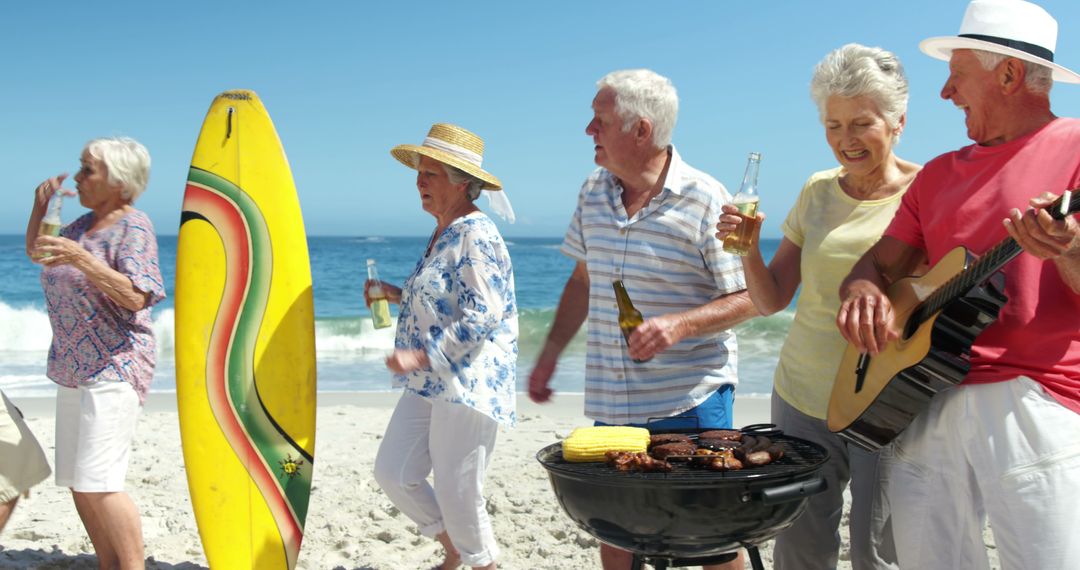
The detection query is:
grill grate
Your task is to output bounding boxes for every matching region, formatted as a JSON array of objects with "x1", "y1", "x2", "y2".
[{"x1": 539, "y1": 434, "x2": 828, "y2": 482}]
